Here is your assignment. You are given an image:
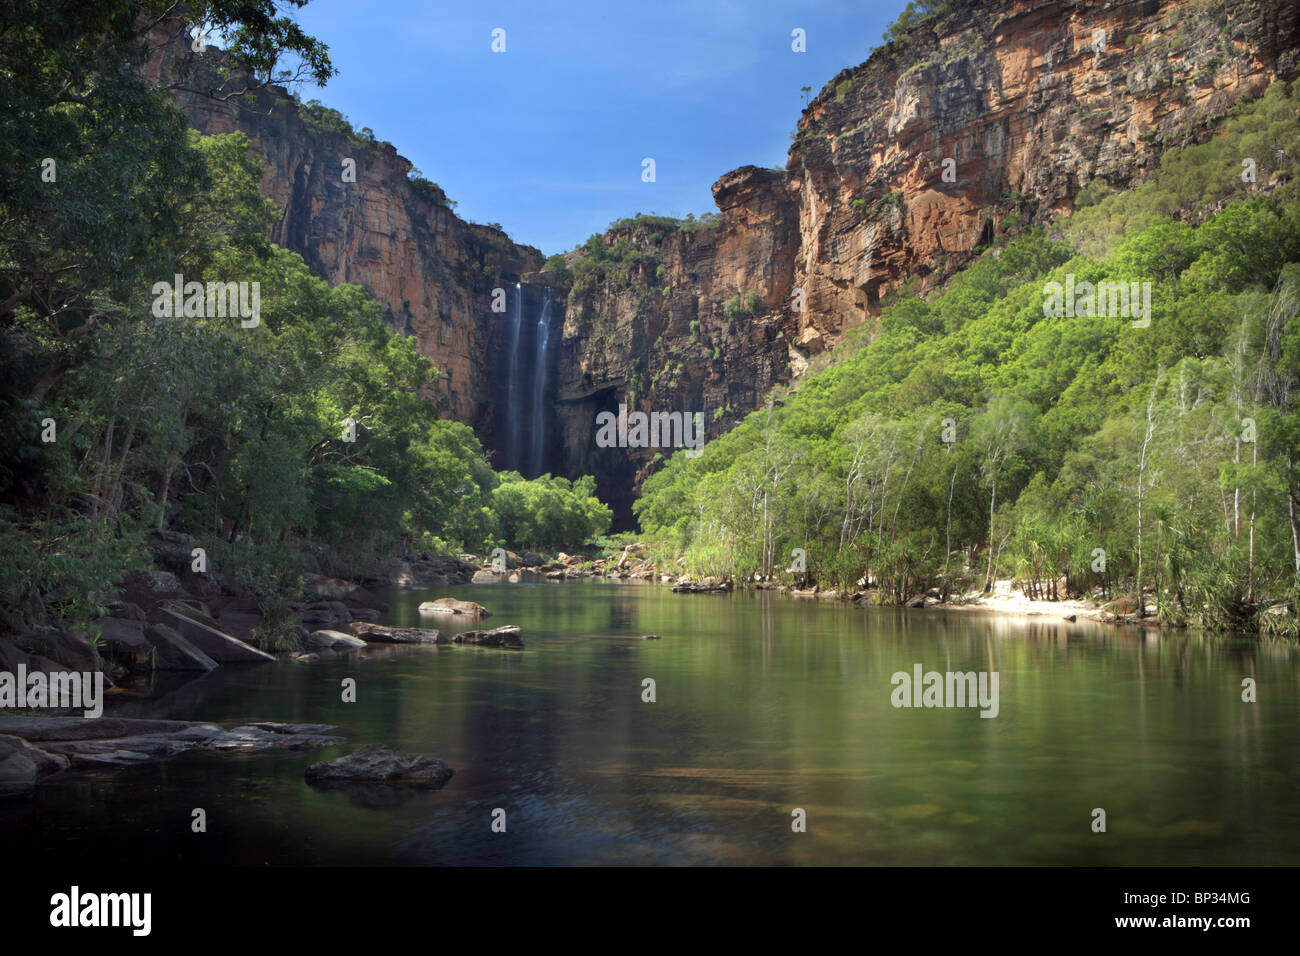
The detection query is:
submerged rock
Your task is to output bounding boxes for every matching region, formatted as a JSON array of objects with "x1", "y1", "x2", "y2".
[{"x1": 304, "y1": 744, "x2": 454, "y2": 789}]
